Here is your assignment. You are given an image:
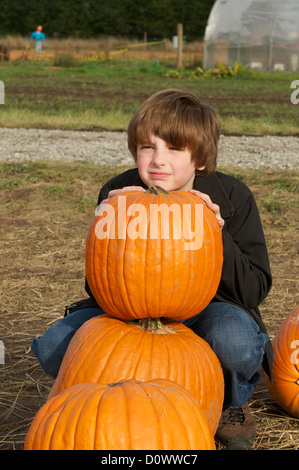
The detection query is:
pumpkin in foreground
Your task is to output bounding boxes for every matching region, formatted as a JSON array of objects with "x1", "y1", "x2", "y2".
[
  {"x1": 85, "y1": 187, "x2": 223, "y2": 321},
  {"x1": 48, "y1": 315, "x2": 224, "y2": 434},
  {"x1": 265, "y1": 305, "x2": 299, "y2": 418},
  {"x1": 25, "y1": 379, "x2": 216, "y2": 450}
]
